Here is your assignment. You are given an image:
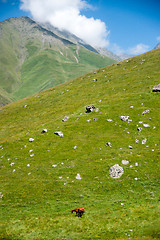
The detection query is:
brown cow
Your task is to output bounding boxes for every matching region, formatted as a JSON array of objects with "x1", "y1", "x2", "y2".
[{"x1": 71, "y1": 208, "x2": 85, "y2": 217}]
